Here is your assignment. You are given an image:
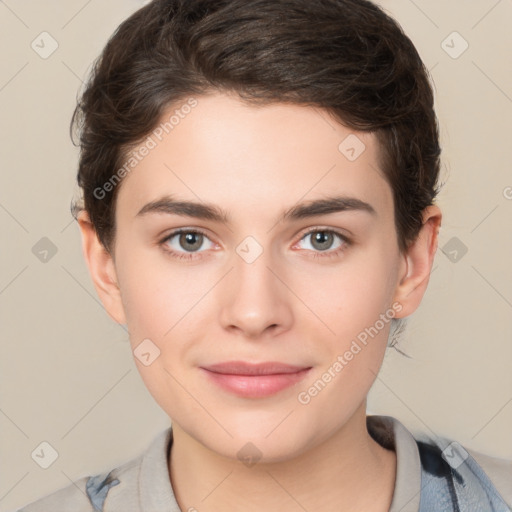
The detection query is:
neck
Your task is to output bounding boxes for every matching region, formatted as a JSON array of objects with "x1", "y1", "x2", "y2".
[{"x1": 168, "y1": 403, "x2": 397, "y2": 512}]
